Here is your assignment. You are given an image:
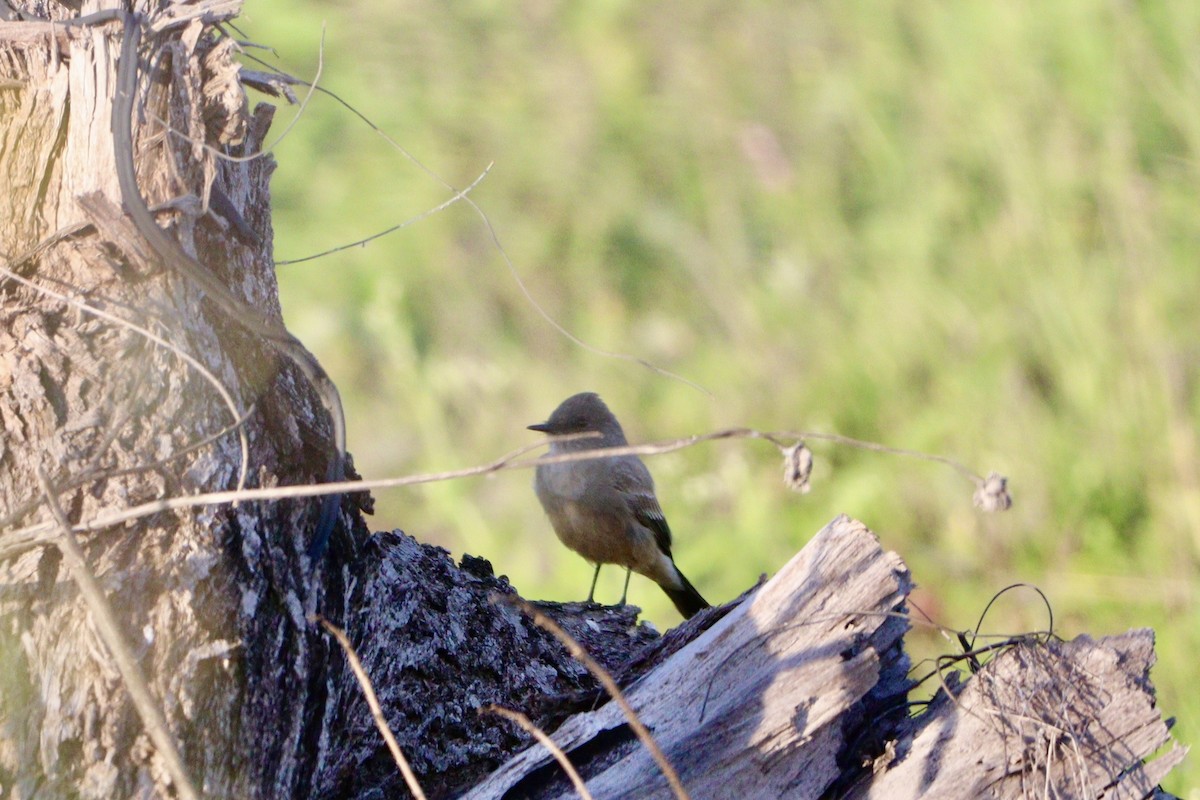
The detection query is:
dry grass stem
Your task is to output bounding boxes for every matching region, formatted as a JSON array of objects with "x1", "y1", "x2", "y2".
[
  {"x1": 504, "y1": 596, "x2": 690, "y2": 800},
  {"x1": 315, "y1": 615, "x2": 428, "y2": 800},
  {"x1": 2, "y1": 427, "x2": 999, "y2": 560},
  {"x1": 481, "y1": 705, "x2": 594, "y2": 800},
  {"x1": 36, "y1": 469, "x2": 200, "y2": 800},
  {"x1": 276, "y1": 163, "x2": 493, "y2": 266},
  {"x1": 230, "y1": 50, "x2": 707, "y2": 395}
]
